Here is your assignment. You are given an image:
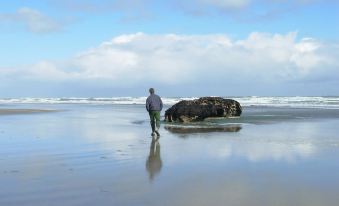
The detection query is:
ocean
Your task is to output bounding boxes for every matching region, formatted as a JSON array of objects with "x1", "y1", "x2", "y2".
[
  {"x1": 1, "y1": 96, "x2": 339, "y2": 108},
  {"x1": 1, "y1": 96, "x2": 339, "y2": 206}
]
